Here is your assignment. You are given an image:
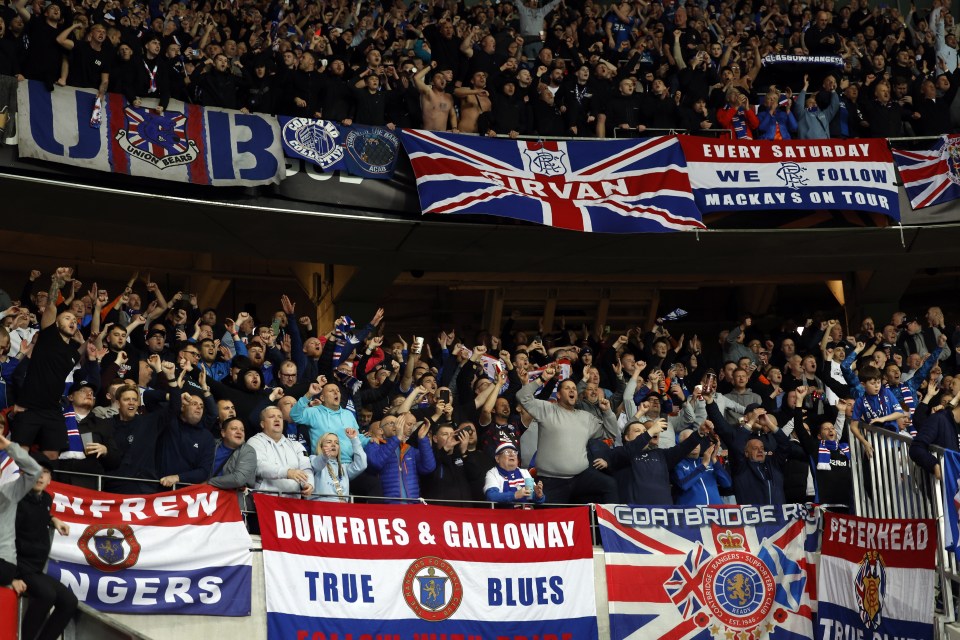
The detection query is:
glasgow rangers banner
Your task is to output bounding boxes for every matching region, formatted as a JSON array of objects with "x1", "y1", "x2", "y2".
[
  {"x1": 255, "y1": 495, "x2": 598, "y2": 639},
  {"x1": 818, "y1": 513, "x2": 936, "y2": 640},
  {"x1": 46, "y1": 481, "x2": 253, "y2": 615},
  {"x1": 400, "y1": 130, "x2": 704, "y2": 233},
  {"x1": 279, "y1": 117, "x2": 400, "y2": 179},
  {"x1": 18, "y1": 80, "x2": 283, "y2": 186},
  {"x1": 893, "y1": 134, "x2": 960, "y2": 210},
  {"x1": 678, "y1": 137, "x2": 900, "y2": 220},
  {"x1": 597, "y1": 504, "x2": 816, "y2": 640}
]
